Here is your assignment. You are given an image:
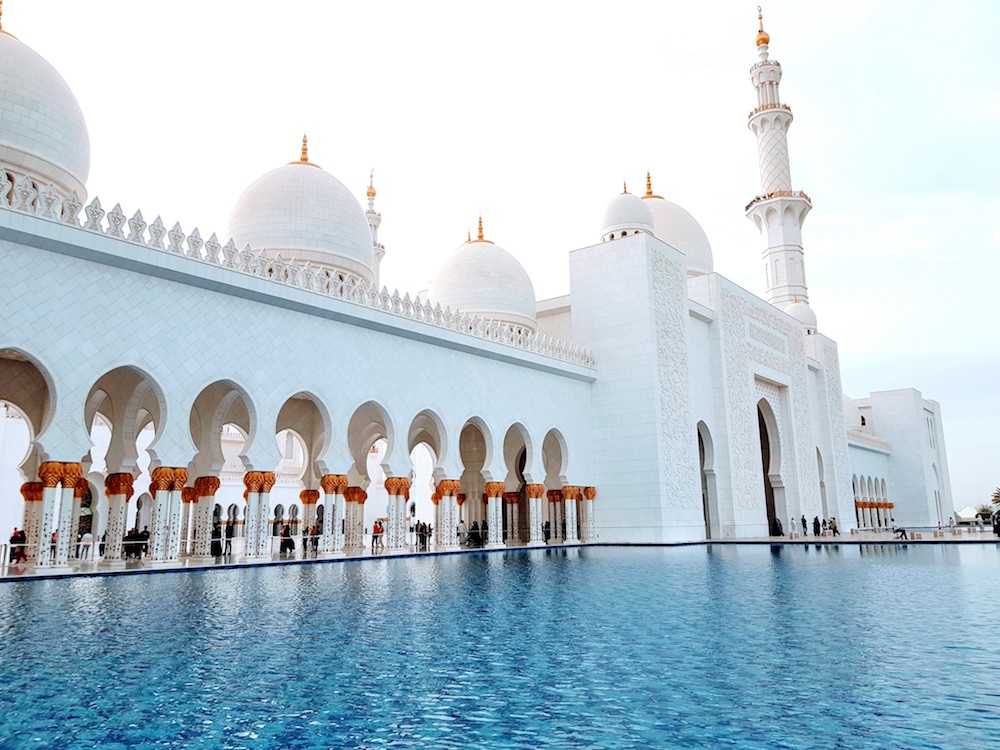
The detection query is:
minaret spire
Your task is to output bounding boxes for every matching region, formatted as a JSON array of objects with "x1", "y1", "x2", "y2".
[
  {"x1": 744, "y1": 10, "x2": 815, "y2": 319},
  {"x1": 365, "y1": 168, "x2": 384, "y2": 287}
]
